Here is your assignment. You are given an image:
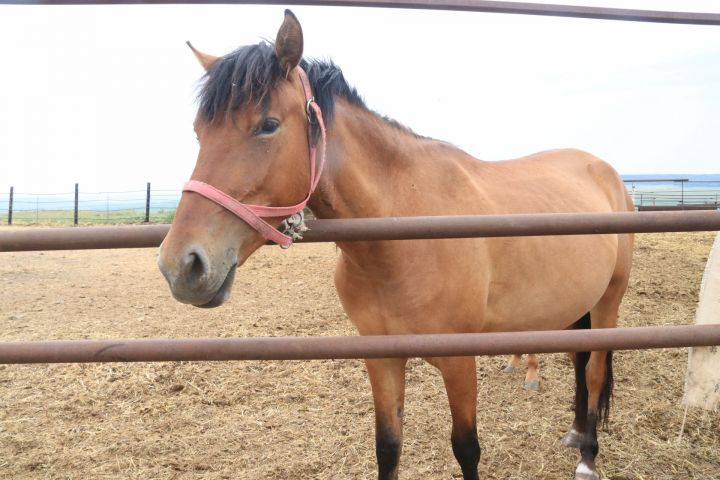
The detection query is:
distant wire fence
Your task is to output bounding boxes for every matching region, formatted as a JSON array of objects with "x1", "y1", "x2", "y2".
[
  {"x1": 625, "y1": 179, "x2": 720, "y2": 211},
  {"x1": 0, "y1": 183, "x2": 180, "y2": 226},
  {"x1": 2, "y1": 179, "x2": 719, "y2": 226}
]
